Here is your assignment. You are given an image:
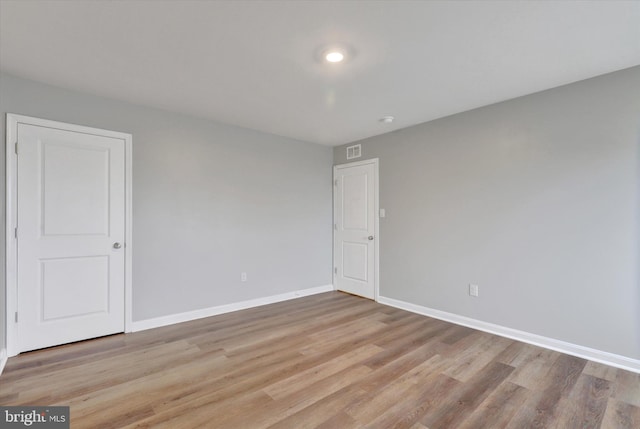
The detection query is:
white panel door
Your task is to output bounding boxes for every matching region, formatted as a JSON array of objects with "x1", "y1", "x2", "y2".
[
  {"x1": 17, "y1": 123, "x2": 126, "y2": 352},
  {"x1": 334, "y1": 161, "x2": 377, "y2": 299}
]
